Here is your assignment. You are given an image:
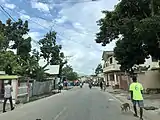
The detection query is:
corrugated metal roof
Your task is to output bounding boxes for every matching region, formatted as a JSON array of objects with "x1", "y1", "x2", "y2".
[{"x1": 45, "y1": 65, "x2": 60, "y2": 75}]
